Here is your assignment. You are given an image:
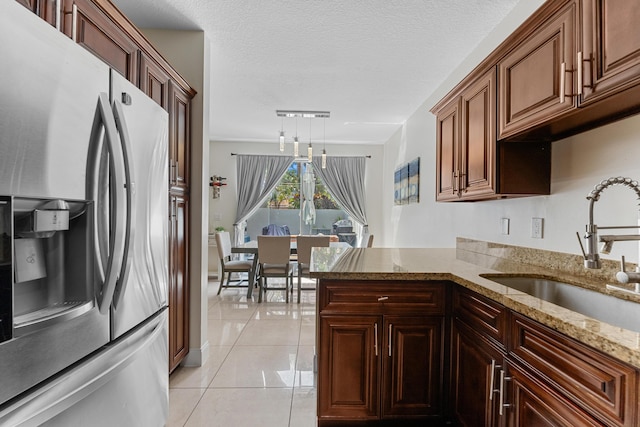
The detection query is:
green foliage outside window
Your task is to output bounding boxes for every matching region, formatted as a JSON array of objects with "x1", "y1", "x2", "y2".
[{"x1": 266, "y1": 163, "x2": 339, "y2": 210}]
